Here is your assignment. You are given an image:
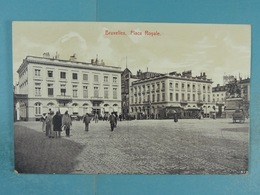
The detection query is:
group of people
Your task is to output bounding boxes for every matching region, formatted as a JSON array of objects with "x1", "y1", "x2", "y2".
[
  {"x1": 41, "y1": 110, "x2": 72, "y2": 138},
  {"x1": 41, "y1": 111, "x2": 119, "y2": 138},
  {"x1": 82, "y1": 112, "x2": 118, "y2": 132}
]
